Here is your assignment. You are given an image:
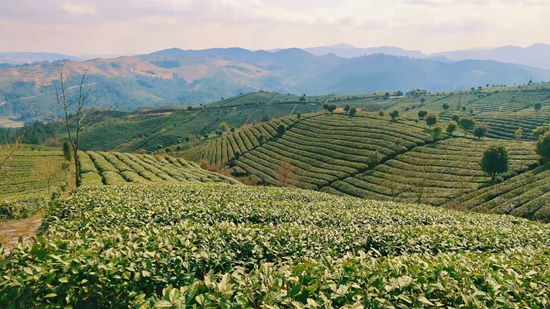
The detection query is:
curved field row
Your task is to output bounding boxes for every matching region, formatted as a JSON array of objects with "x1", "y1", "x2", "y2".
[
  {"x1": 327, "y1": 138, "x2": 539, "y2": 208},
  {"x1": 233, "y1": 114, "x2": 434, "y2": 189},
  {"x1": 183, "y1": 115, "x2": 301, "y2": 166},
  {"x1": 444, "y1": 166, "x2": 550, "y2": 222},
  {"x1": 468, "y1": 91, "x2": 549, "y2": 113},
  {"x1": 80, "y1": 151, "x2": 237, "y2": 187}
]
